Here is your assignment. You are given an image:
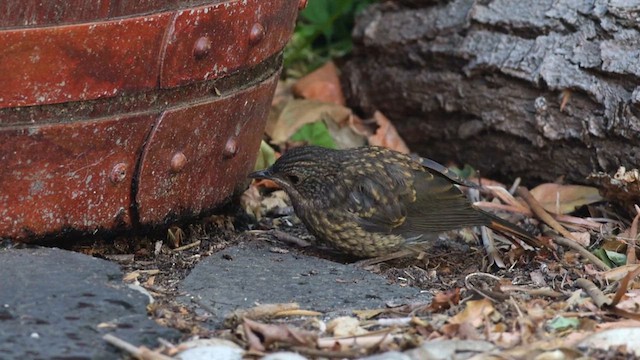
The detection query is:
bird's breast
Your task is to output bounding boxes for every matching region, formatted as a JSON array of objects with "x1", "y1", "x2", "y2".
[{"x1": 297, "y1": 207, "x2": 406, "y2": 257}]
